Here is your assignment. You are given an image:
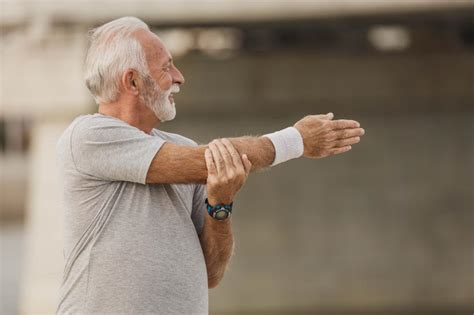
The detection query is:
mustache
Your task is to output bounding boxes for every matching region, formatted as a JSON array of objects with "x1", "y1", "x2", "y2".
[{"x1": 170, "y1": 84, "x2": 180, "y2": 94}]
